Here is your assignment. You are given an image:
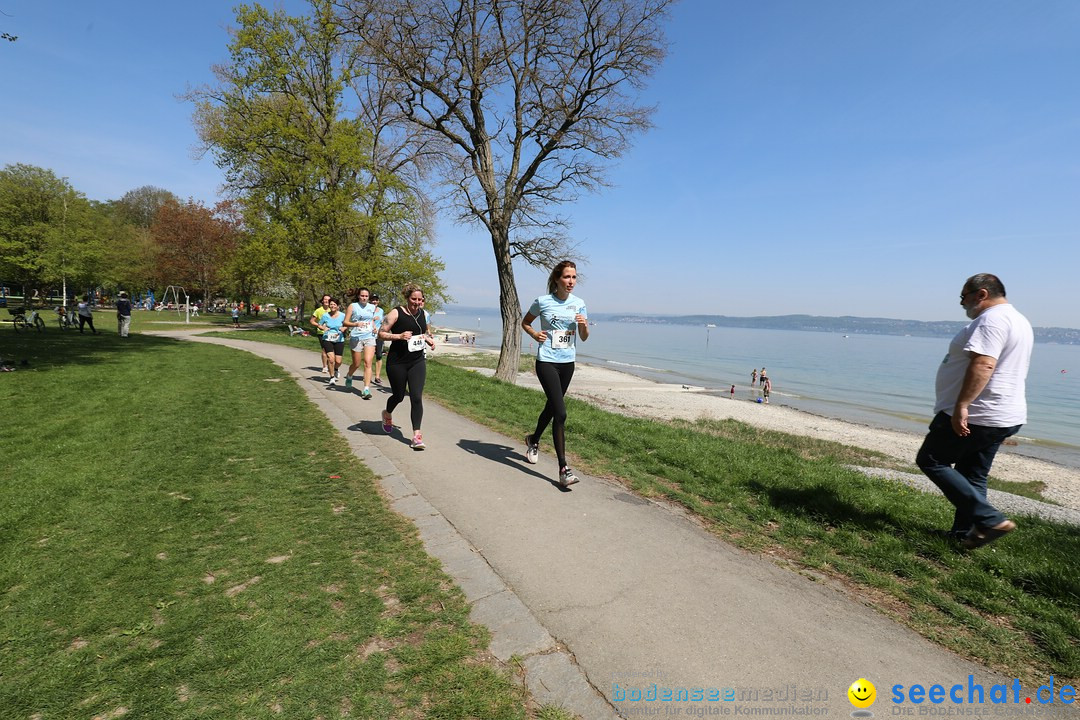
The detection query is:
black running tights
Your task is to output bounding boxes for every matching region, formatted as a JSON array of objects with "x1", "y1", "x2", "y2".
[
  {"x1": 386, "y1": 356, "x2": 426, "y2": 431},
  {"x1": 532, "y1": 360, "x2": 575, "y2": 468}
]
